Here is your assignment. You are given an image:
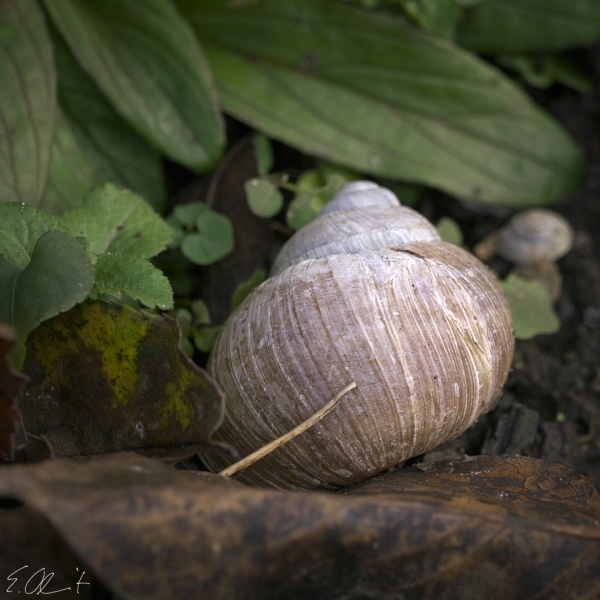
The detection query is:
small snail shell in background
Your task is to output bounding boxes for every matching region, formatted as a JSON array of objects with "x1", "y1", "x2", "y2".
[
  {"x1": 496, "y1": 209, "x2": 574, "y2": 266},
  {"x1": 206, "y1": 182, "x2": 514, "y2": 490}
]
